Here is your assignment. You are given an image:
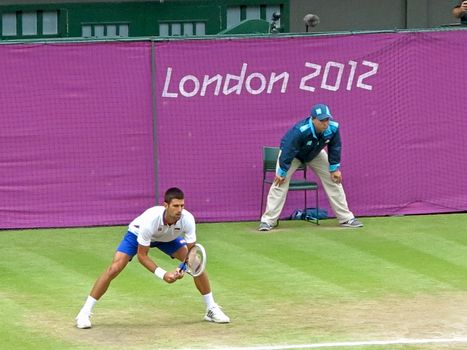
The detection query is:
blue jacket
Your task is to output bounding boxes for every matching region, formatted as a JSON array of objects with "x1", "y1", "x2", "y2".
[{"x1": 278, "y1": 117, "x2": 341, "y2": 177}]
